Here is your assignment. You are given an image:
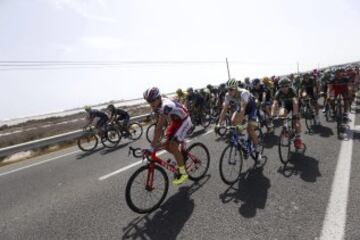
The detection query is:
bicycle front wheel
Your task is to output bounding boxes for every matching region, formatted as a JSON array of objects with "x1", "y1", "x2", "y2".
[
  {"x1": 77, "y1": 132, "x2": 98, "y2": 152},
  {"x1": 128, "y1": 122, "x2": 143, "y2": 140},
  {"x1": 101, "y1": 126, "x2": 121, "y2": 148},
  {"x1": 145, "y1": 123, "x2": 156, "y2": 143},
  {"x1": 125, "y1": 165, "x2": 169, "y2": 214},
  {"x1": 219, "y1": 144, "x2": 243, "y2": 185},
  {"x1": 278, "y1": 129, "x2": 292, "y2": 164},
  {"x1": 185, "y1": 142, "x2": 210, "y2": 181}
]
